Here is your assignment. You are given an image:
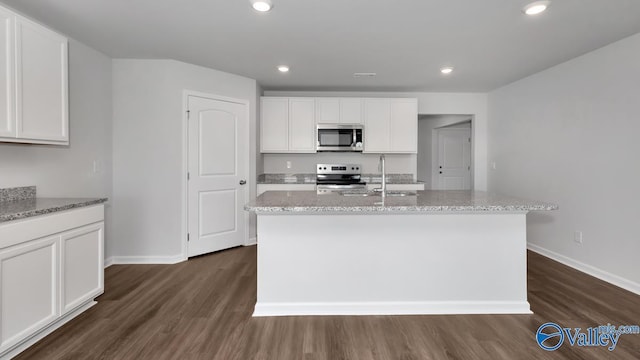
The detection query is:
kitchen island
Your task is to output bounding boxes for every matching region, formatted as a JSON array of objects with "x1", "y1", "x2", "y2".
[{"x1": 245, "y1": 190, "x2": 557, "y2": 317}]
